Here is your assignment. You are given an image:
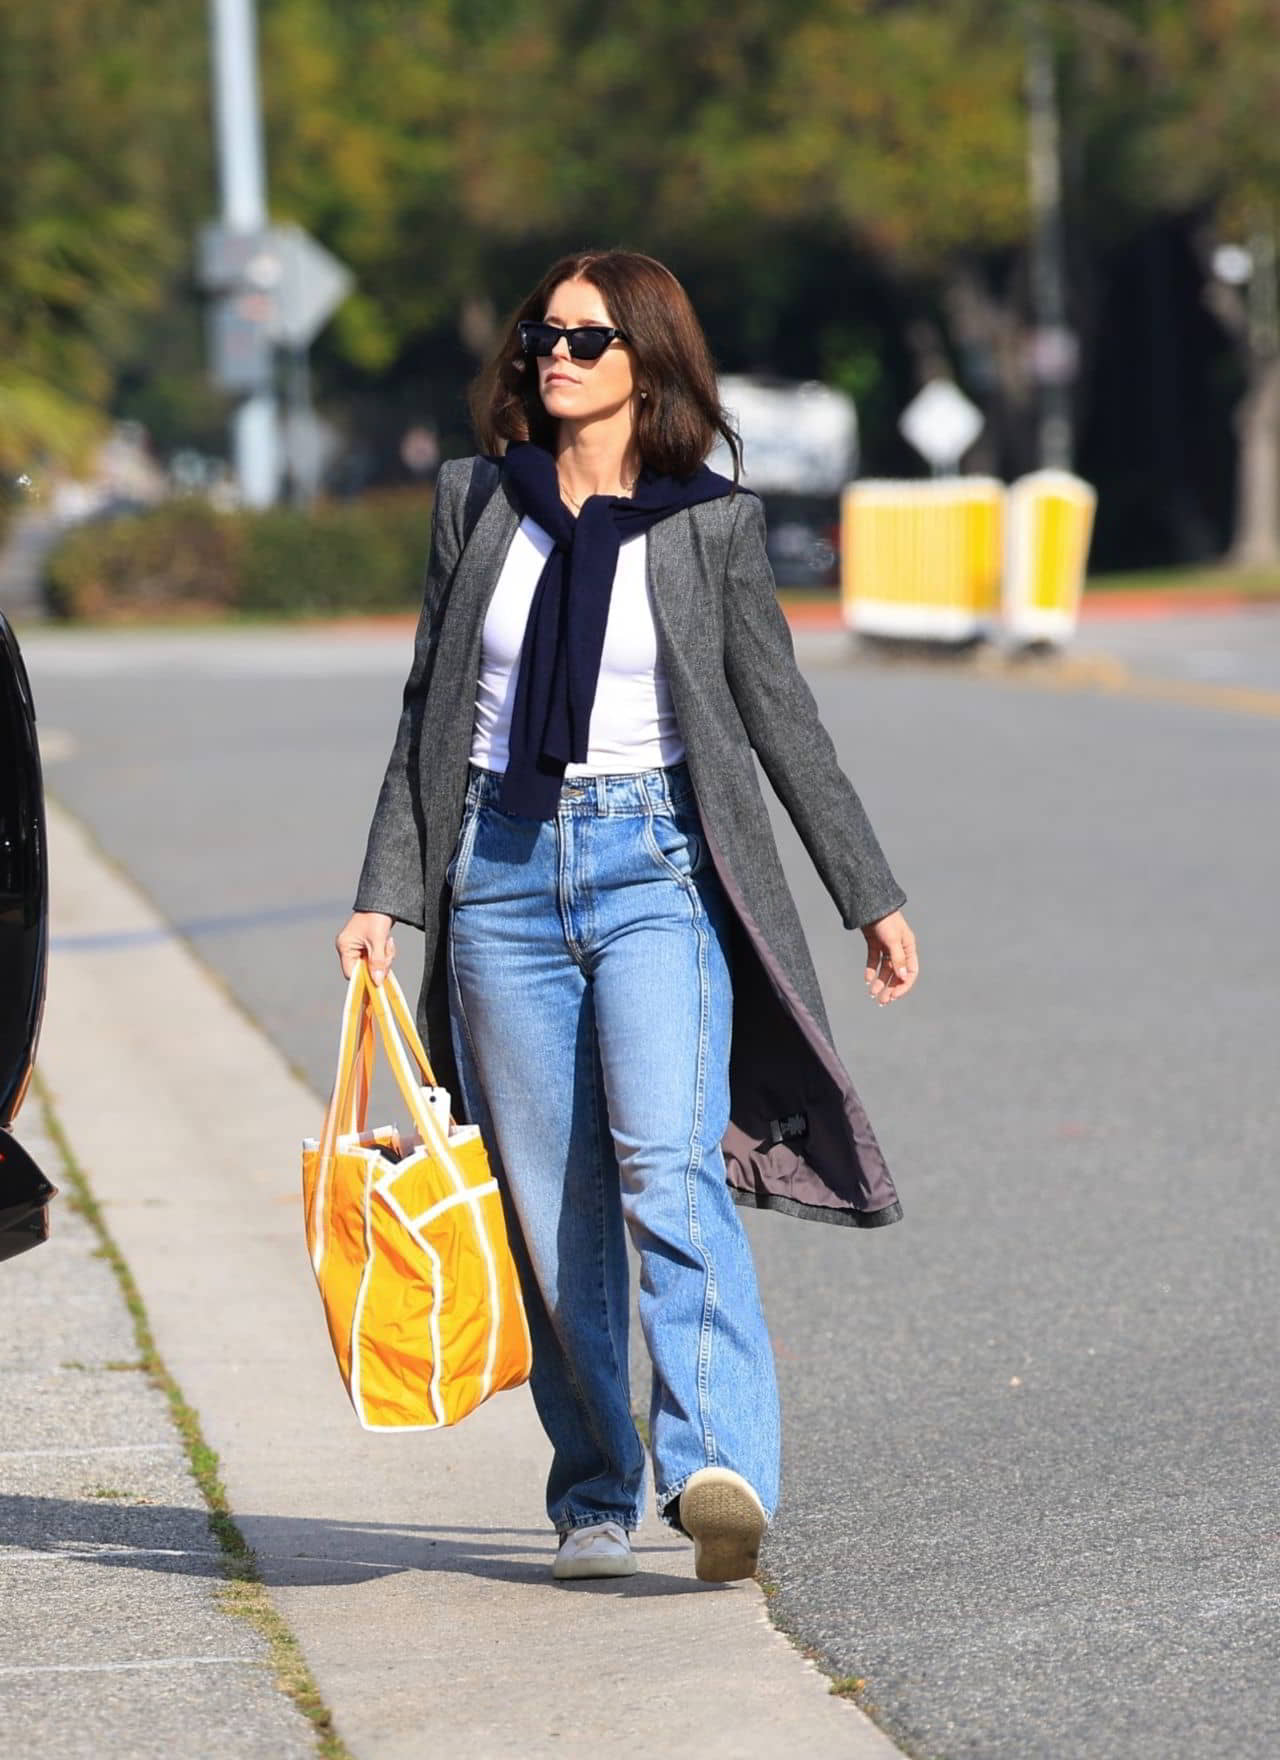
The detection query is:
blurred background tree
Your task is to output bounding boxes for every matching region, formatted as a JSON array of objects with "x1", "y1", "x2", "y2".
[
  {"x1": 4, "y1": 0, "x2": 1277, "y2": 569},
  {"x1": 1057, "y1": 0, "x2": 1280, "y2": 561},
  {"x1": 0, "y1": 0, "x2": 223, "y2": 479}
]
